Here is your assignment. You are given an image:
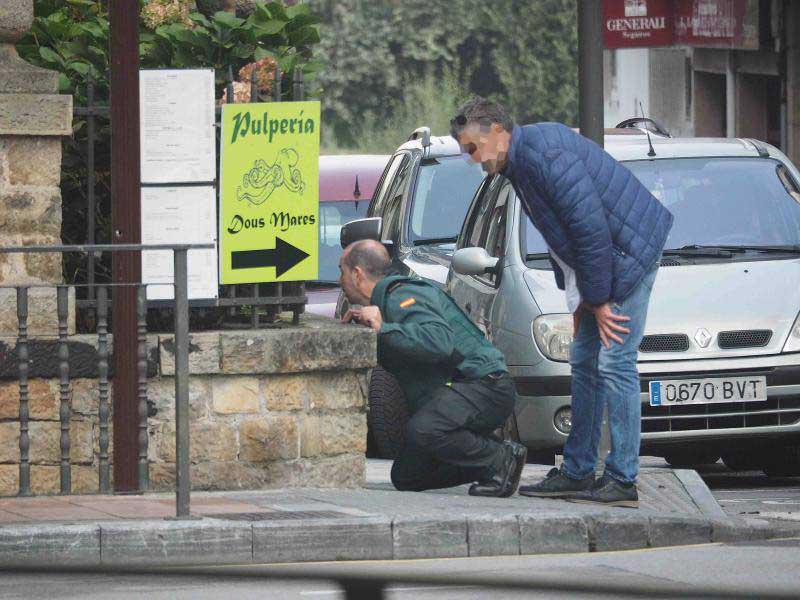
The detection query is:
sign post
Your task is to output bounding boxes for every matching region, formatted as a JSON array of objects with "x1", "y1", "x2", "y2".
[
  {"x1": 578, "y1": 0, "x2": 611, "y2": 474},
  {"x1": 219, "y1": 101, "x2": 320, "y2": 285},
  {"x1": 109, "y1": 0, "x2": 141, "y2": 492}
]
